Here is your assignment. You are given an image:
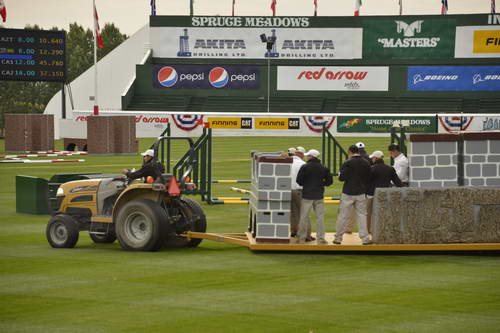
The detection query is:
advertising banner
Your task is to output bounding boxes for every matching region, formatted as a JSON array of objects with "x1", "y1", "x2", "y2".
[
  {"x1": 277, "y1": 66, "x2": 389, "y2": 91},
  {"x1": 407, "y1": 66, "x2": 500, "y2": 91},
  {"x1": 455, "y1": 26, "x2": 500, "y2": 58},
  {"x1": 152, "y1": 64, "x2": 260, "y2": 89},
  {"x1": 208, "y1": 117, "x2": 253, "y2": 129},
  {"x1": 438, "y1": 115, "x2": 500, "y2": 132},
  {"x1": 150, "y1": 27, "x2": 362, "y2": 60},
  {"x1": 363, "y1": 18, "x2": 455, "y2": 59},
  {"x1": 337, "y1": 116, "x2": 436, "y2": 133},
  {"x1": 255, "y1": 118, "x2": 300, "y2": 130}
]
